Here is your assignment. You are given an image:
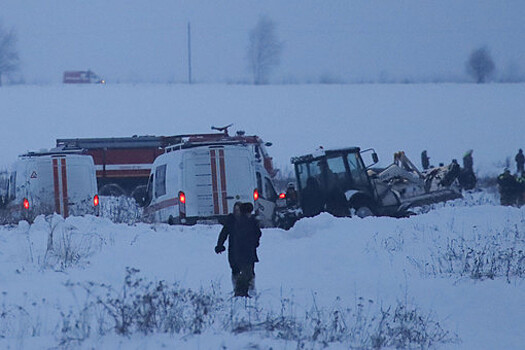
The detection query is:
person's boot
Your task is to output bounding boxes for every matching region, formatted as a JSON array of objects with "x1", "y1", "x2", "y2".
[
  {"x1": 232, "y1": 273, "x2": 243, "y2": 296},
  {"x1": 248, "y1": 276, "x2": 256, "y2": 297},
  {"x1": 234, "y1": 270, "x2": 250, "y2": 297}
]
